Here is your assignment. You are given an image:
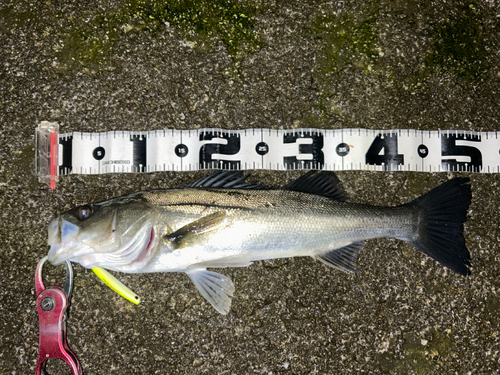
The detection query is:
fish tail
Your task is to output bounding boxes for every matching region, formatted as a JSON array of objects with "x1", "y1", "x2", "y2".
[{"x1": 406, "y1": 177, "x2": 472, "y2": 275}]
